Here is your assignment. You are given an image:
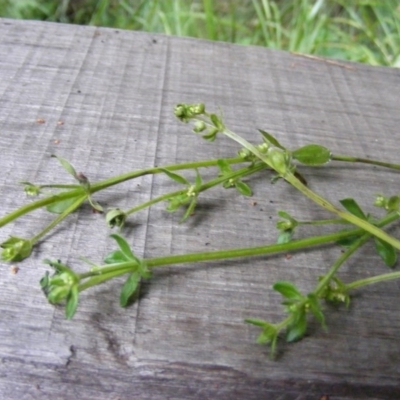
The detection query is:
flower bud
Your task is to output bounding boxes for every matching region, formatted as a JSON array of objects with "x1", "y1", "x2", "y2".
[
  {"x1": 21, "y1": 182, "x2": 41, "y2": 196},
  {"x1": 266, "y1": 147, "x2": 291, "y2": 176},
  {"x1": 106, "y1": 208, "x2": 127, "y2": 229},
  {"x1": 1, "y1": 237, "x2": 33, "y2": 262},
  {"x1": 193, "y1": 121, "x2": 207, "y2": 133}
]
